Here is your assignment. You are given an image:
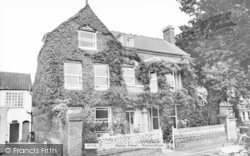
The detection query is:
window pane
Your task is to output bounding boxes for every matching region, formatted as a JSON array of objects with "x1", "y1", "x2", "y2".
[
  {"x1": 79, "y1": 41, "x2": 94, "y2": 48},
  {"x1": 6, "y1": 93, "x2": 11, "y2": 106},
  {"x1": 66, "y1": 76, "x2": 79, "y2": 85},
  {"x1": 151, "y1": 73, "x2": 157, "y2": 79},
  {"x1": 95, "y1": 78, "x2": 108, "y2": 86},
  {"x1": 95, "y1": 67, "x2": 108, "y2": 77},
  {"x1": 150, "y1": 80, "x2": 157, "y2": 91},
  {"x1": 166, "y1": 74, "x2": 174, "y2": 81},
  {"x1": 12, "y1": 93, "x2": 17, "y2": 106},
  {"x1": 153, "y1": 118, "x2": 159, "y2": 129},
  {"x1": 18, "y1": 93, "x2": 23, "y2": 106},
  {"x1": 96, "y1": 109, "x2": 108, "y2": 119},
  {"x1": 80, "y1": 31, "x2": 94, "y2": 39},
  {"x1": 123, "y1": 68, "x2": 134, "y2": 76},
  {"x1": 124, "y1": 77, "x2": 134, "y2": 85},
  {"x1": 66, "y1": 64, "x2": 80, "y2": 75},
  {"x1": 152, "y1": 108, "x2": 158, "y2": 116}
]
